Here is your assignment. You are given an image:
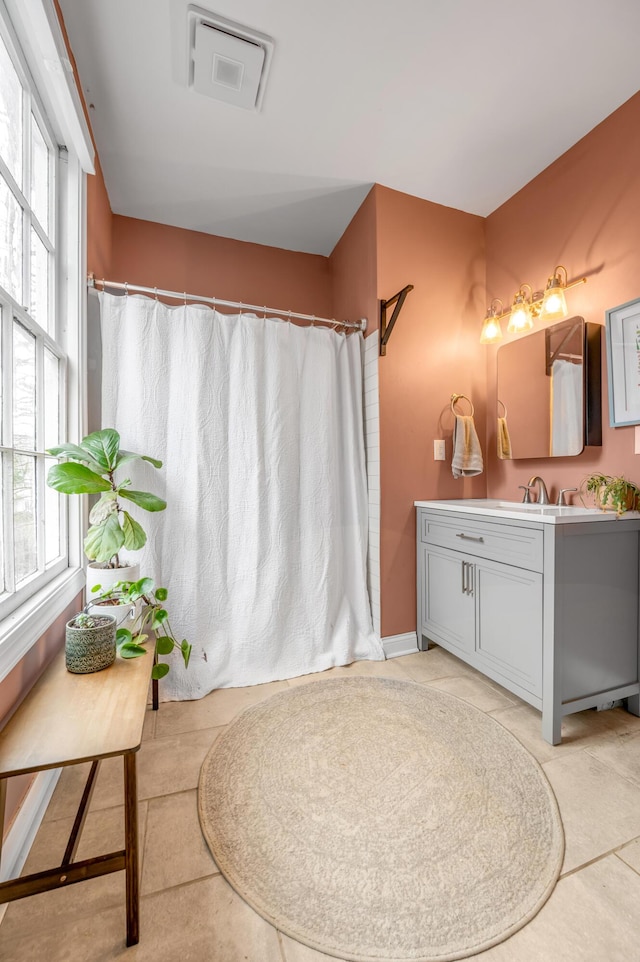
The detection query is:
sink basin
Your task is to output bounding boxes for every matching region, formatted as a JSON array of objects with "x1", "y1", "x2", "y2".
[
  {"x1": 414, "y1": 498, "x2": 624, "y2": 525},
  {"x1": 495, "y1": 501, "x2": 541, "y2": 510},
  {"x1": 495, "y1": 501, "x2": 566, "y2": 512}
]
